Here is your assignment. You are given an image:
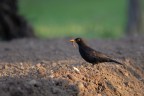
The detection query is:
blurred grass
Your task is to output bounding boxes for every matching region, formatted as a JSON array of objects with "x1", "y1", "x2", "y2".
[{"x1": 19, "y1": 0, "x2": 127, "y2": 38}]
